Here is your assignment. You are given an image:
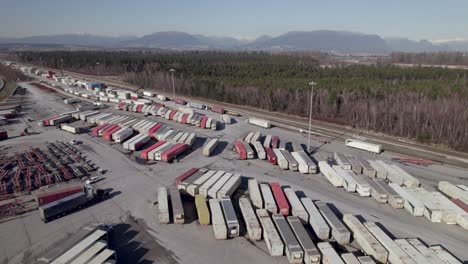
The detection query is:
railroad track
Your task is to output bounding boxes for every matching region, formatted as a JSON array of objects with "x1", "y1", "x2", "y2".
[{"x1": 26, "y1": 66, "x2": 468, "y2": 167}]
